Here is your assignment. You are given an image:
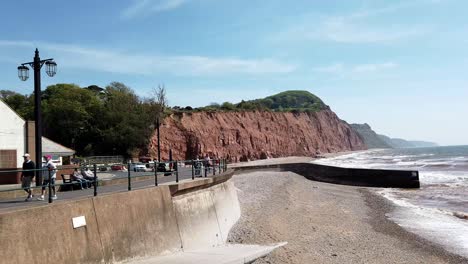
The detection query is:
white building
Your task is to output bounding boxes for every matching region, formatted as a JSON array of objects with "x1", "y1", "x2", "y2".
[
  {"x1": 0, "y1": 99, "x2": 74, "y2": 183},
  {"x1": 0, "y1": 98, "x2": 25, "y2": 169}
]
